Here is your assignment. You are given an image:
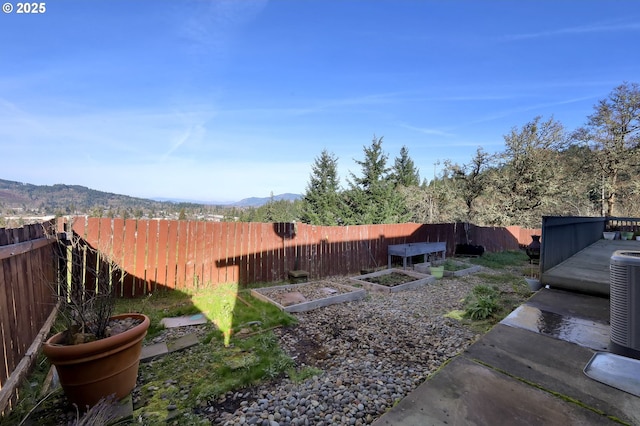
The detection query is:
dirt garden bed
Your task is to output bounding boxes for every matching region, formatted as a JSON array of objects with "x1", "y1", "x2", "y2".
[
  {"x1": 350, "y1": 268, "x2": 435, "y2": 292},
  {"x1": 251, "y1": 279, "x2": 366, "y2": 312}
]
